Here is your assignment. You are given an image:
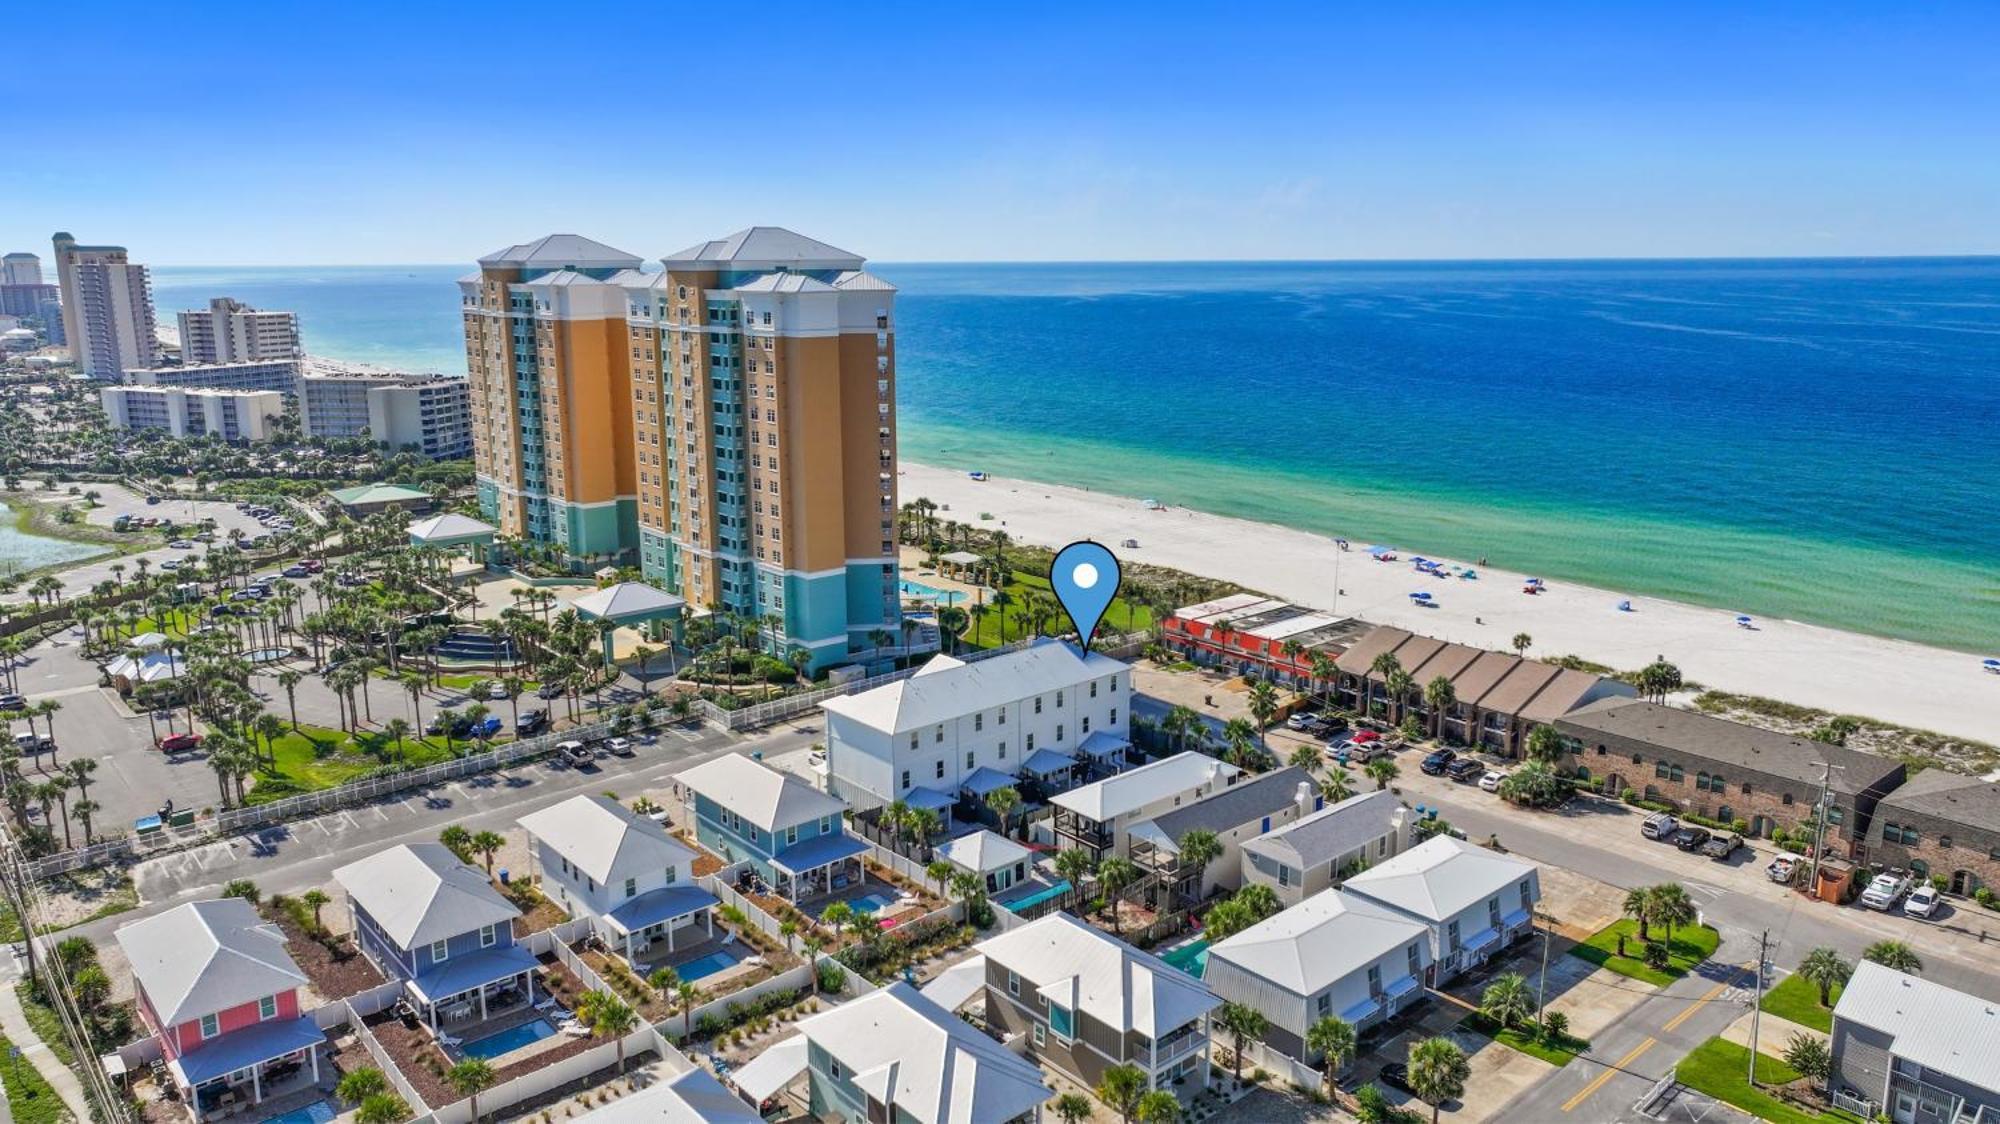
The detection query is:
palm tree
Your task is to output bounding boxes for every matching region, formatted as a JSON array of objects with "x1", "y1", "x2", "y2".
[
  {"x1": 440, "y1": 825, "x2": 473, "y2": 862},
  {"x1": 277, "y1": 668, "x2": 305, "y2": 730},
  {"x1": 382, "y1": 718, "x2": 412, "y2": 761},
  {"x1": 578, "y1": 989, "x2": 638, "y2": 1071},
  {"x1": 1305, "y1": 1015, "x2": 1357, "y2": 1098},
  {"x1": 446, "y1": 1058, "x2": 496, "y2": 1123},
  {"x1": 1095, "y1": 1064, "x2": 1148, "y2": 1124},
  {"x1": 985, "y1": 785, "x2": 1022, "y2": 838},
  {"x1": 1650, "y1": 883, "x2": 1697, "y2": 947},
  {"x1": 355, "y1": 1094, "x2": 413, "y2": 1124},
  {"x1": 1321, "y1": 768, "x2": 1355, "y2": 803},
  {"x1": 1217, "y1": 1001, "x2": 1268, "y2": 1081},
  {"x1": 1288, "y1": 744, "x2": 1322, "y2": 771},
  {"x1": 1245, "y1": 679, "x2": 1278, "y2": 742},
  {"x1": 1423, "y1": 675, "x2": 1456, "y2": 739},
  {"x1": 1511, "y1": 632, "x2": 1532, "y2": 657},
  {"x1": 1384, "y1": 669, "x2": 1414, "y2": 727},
  {"x1": 1054, "y1": 847, "x2": 1095, "y2": 890},
  {"x1": 1053, "y1": 1093, "x2": 1095, "y2": 1124},
  {"x1": 72, "y1": 798, "x2": 100, "y2": 845},
  {"x1": 1862, "y1": 940, "x2": 1922, "y2": 974},
  {"x1": 1368, "y1": 652, "x2": 1403, "y2": 719},
  {"x1": 1479, "y1": 972, "x2": 1535, "y2": 1031},
  {"x1": 336, "y1": 1067, "x2": 388, "y2": 1105},
  {"x1": 1175, "y1": 829, "x2": 1222, "y2": 905},
  {"x1": 1365, "y1": 757, "x2": 1398, "y2": 790},
  {"x1": 1798, "y1": 947, "x2": 1852, "y2": 1007},
  {"x1": 1135, "y1": 1091, "x2": 1180, "y2": 1124},
  {"x1": 1524, "y1": 724, "x2": 1566, "y2": 766},
  {"x1": 471, "y1": 830, "x2": 505, "y2": 875},
  {"x1": 992, "y1": 588, "x2": 1015, "y2": 643},
  {"x1": 301, "y1": 888, "x2": 330, "y2": 932},
  {"x1": 1623, "y1": 886, "x2": 1655, "y2": 942},
  {"x1": 1097, "y1": 856, "x2": 1138, "y2": 935},
  {"x1": 1409, "y1": 1037, "x2": 1469, "y2": 1124}
]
